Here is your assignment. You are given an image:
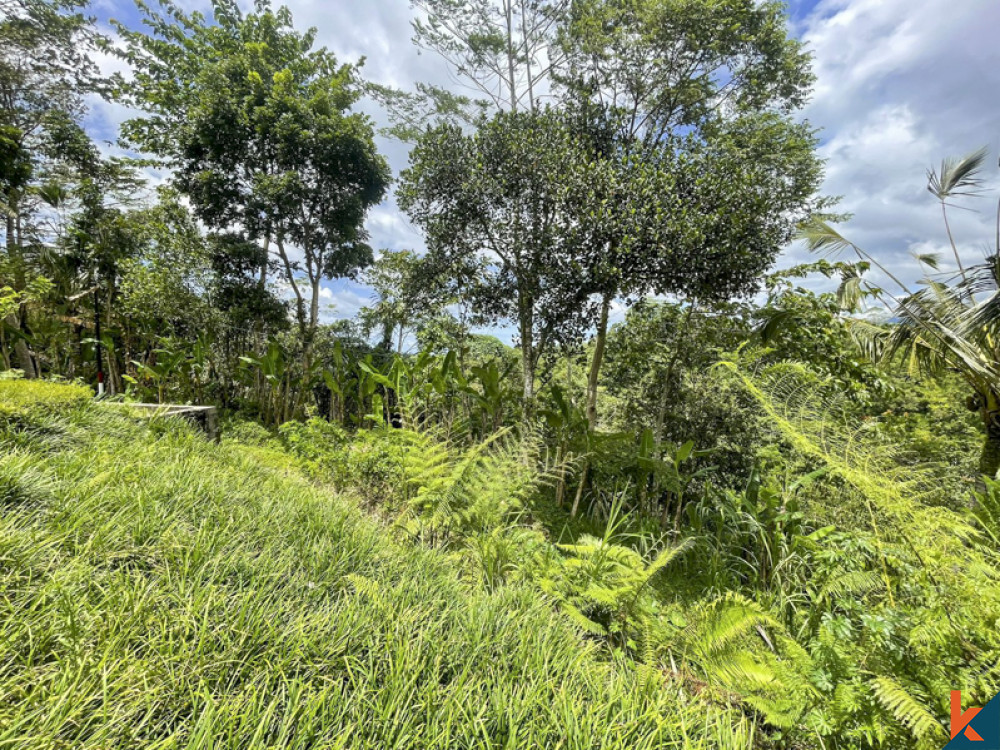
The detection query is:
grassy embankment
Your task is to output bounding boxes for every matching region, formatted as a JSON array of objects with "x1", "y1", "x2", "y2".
[{"x1": 0, "y1": 380, "x2": 747, "y2": 749}]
